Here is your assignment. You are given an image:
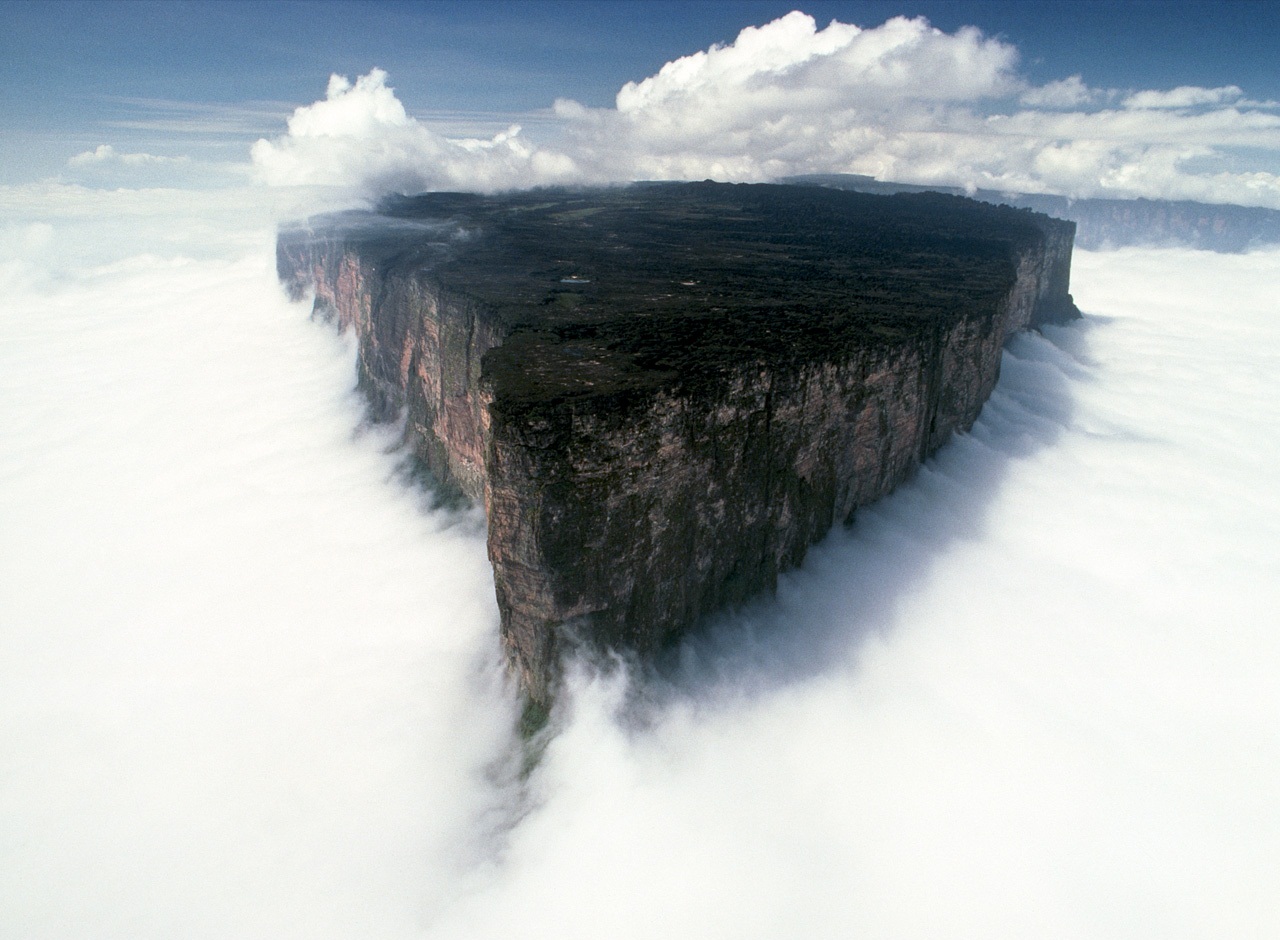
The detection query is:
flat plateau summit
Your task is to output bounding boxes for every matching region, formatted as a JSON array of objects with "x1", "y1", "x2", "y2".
[{"x1": 278, "y1": 182, "x2": 1078, "y2": 705}]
